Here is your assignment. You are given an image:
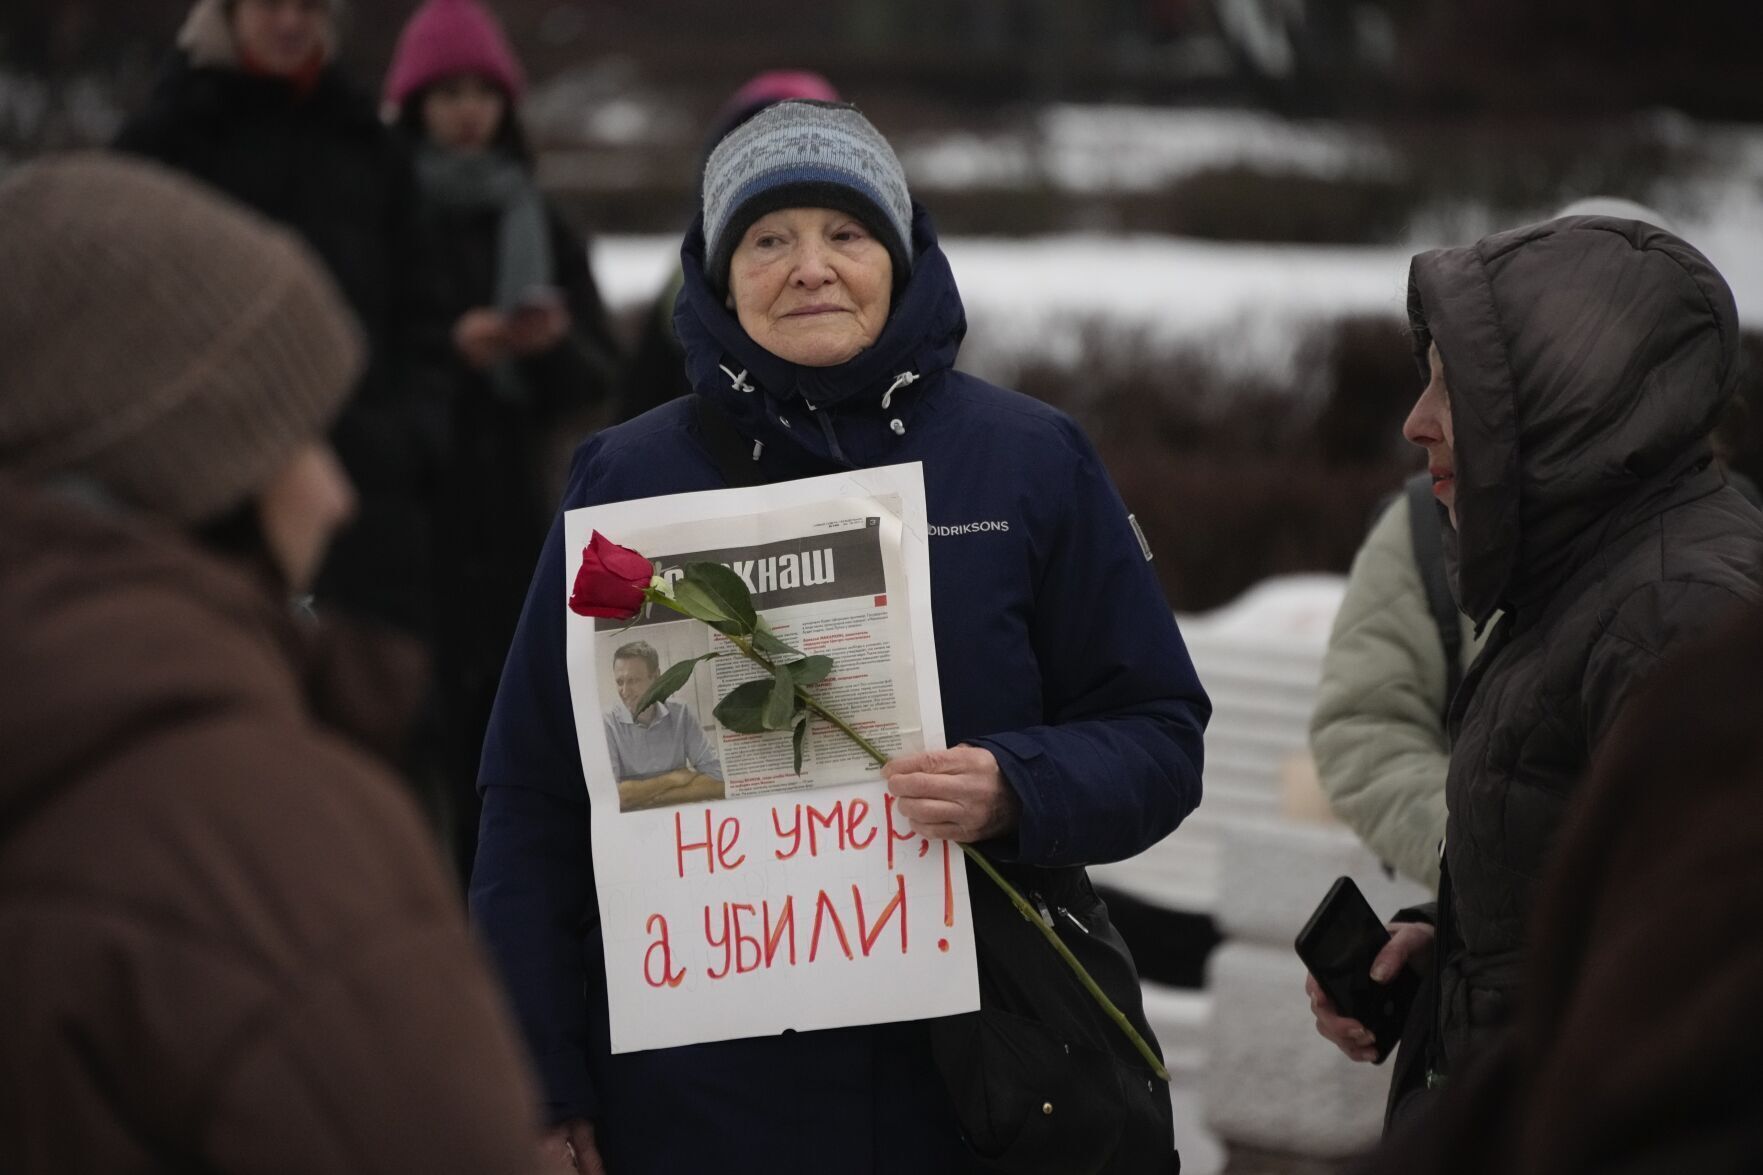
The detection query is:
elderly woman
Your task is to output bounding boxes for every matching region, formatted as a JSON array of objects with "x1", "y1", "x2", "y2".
[
  {"x1": 471, "y1": 100, "x2": 1210, "y2": 1174},
  {"x1": 1306, "y1": 215, "x2": 1763, "y2": 1129}
]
